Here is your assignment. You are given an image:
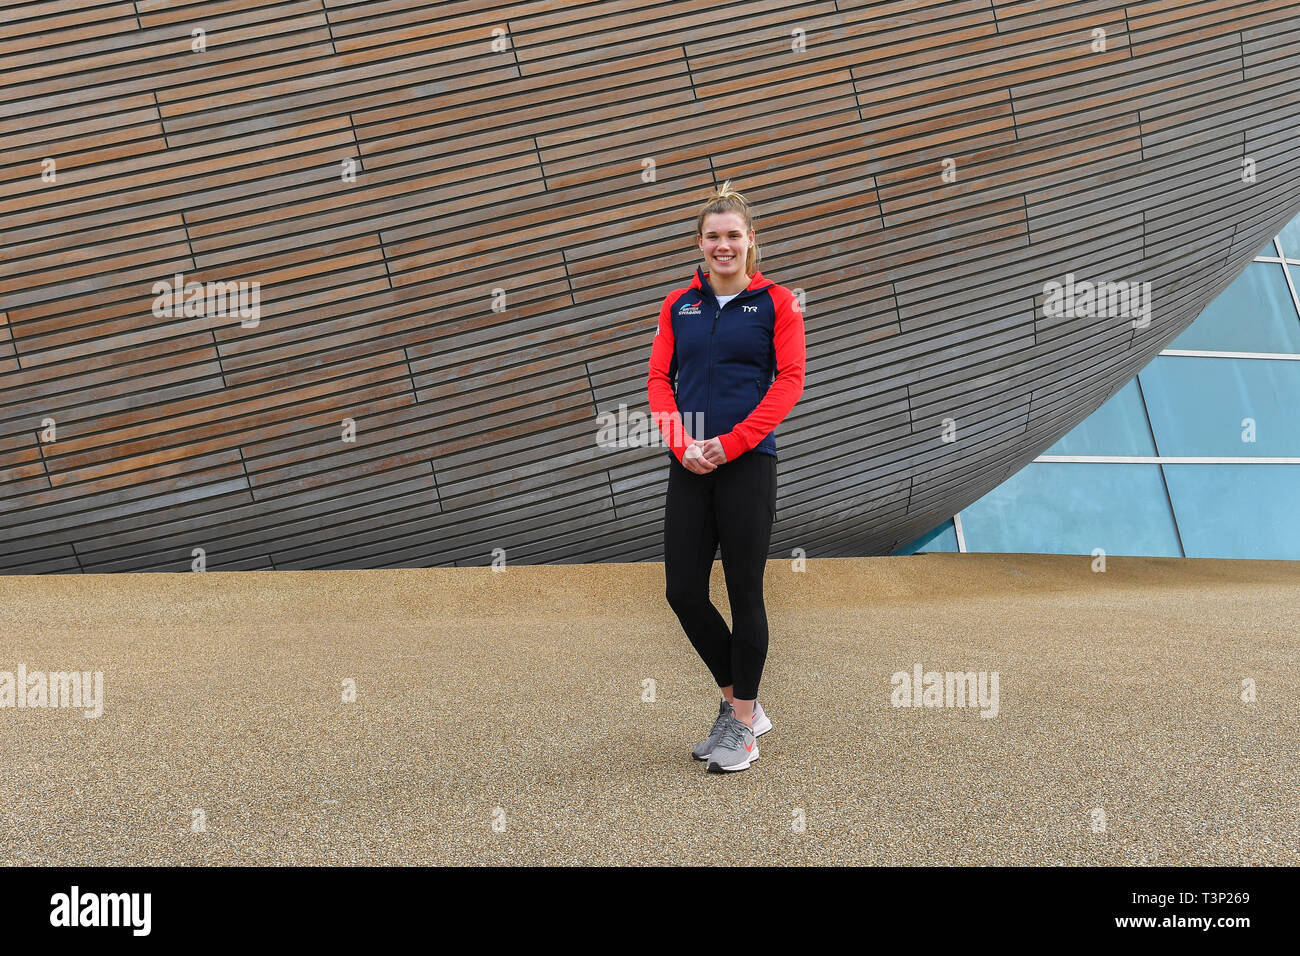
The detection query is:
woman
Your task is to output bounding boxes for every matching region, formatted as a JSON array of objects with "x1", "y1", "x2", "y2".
[{"x1": 645, "y1": 181, "x2": 807, "y2": 773}]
